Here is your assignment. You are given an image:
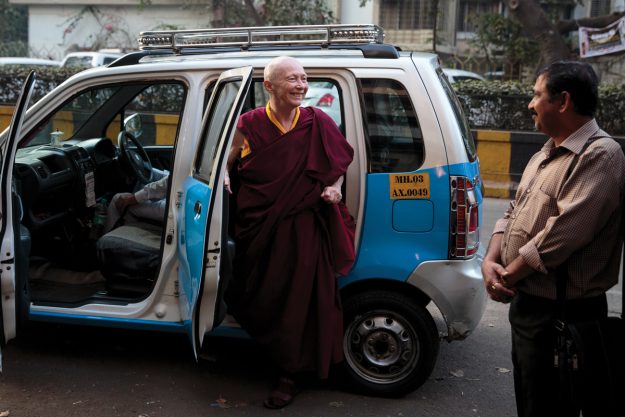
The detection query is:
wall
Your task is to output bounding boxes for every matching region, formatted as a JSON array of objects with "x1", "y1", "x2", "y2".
[
  {"x1": 476, "y1": 129, "x2": 625, "y2": 199},
  {"x1": 10, "y1": 2, "x2": 212, "y2": 60}
]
